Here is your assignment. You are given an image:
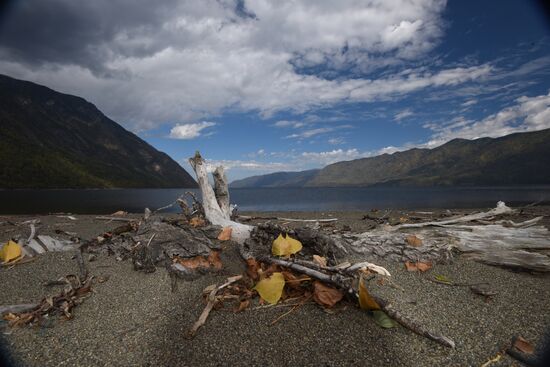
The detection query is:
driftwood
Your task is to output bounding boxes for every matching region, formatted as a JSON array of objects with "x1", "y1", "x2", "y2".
[
  {"x1": 213, "y1": 166, "x2": 231, "y2": 219},
  {"x1": 237, "y1": 215, "x2": 338, "y2": 223},
  {"x1": 259, "y1": 255, "x2": 455, "y2": 348},
  {"x1": 0, "y1": 303, "x2": 39, "y2": 315},
  {"x1": 94, "y1": 216, "x2": 136, "y2": 222},
  {"x1": 188, "y1": 275, "x2": 243, "y2": 337},
  {"x1": 189, "y1": 152, "x2": 252, "y2": 243}
]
